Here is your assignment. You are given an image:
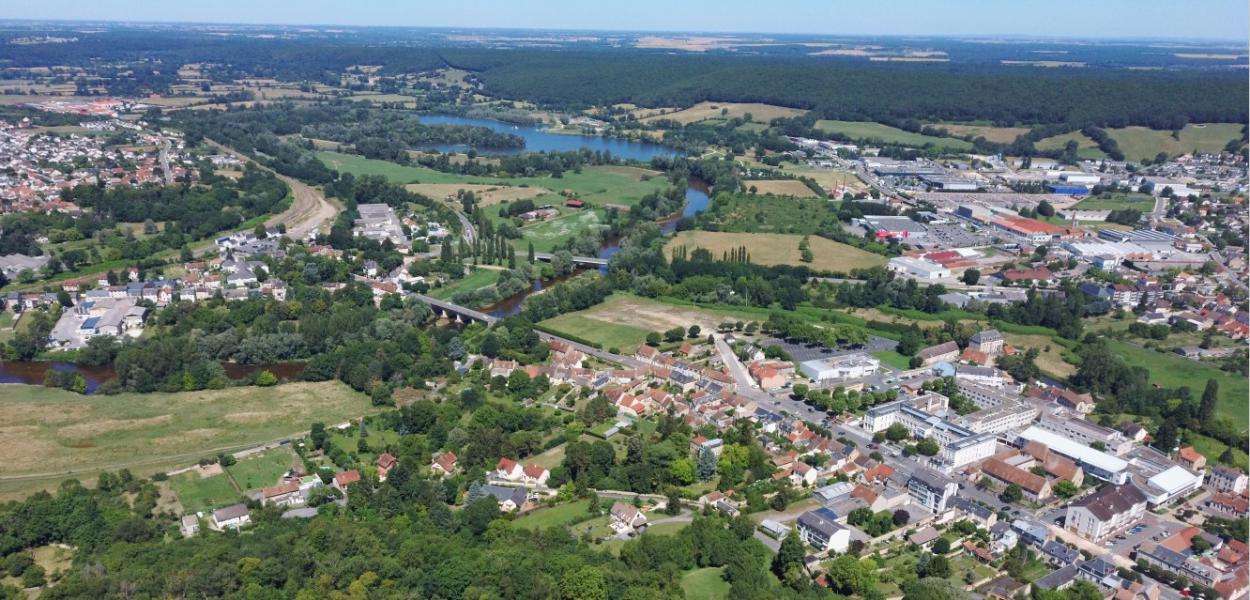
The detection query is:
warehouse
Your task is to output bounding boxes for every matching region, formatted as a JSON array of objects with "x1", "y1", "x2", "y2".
[
  {"x1": 862, "y1": 215, "x2": 928, "y2": 240},
  {"x1": 887, "y1": 256, "x2": 951, "y2": 280},
  {"x1": 921, "y1": 174, "x2": 980, "y2": 192}
]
